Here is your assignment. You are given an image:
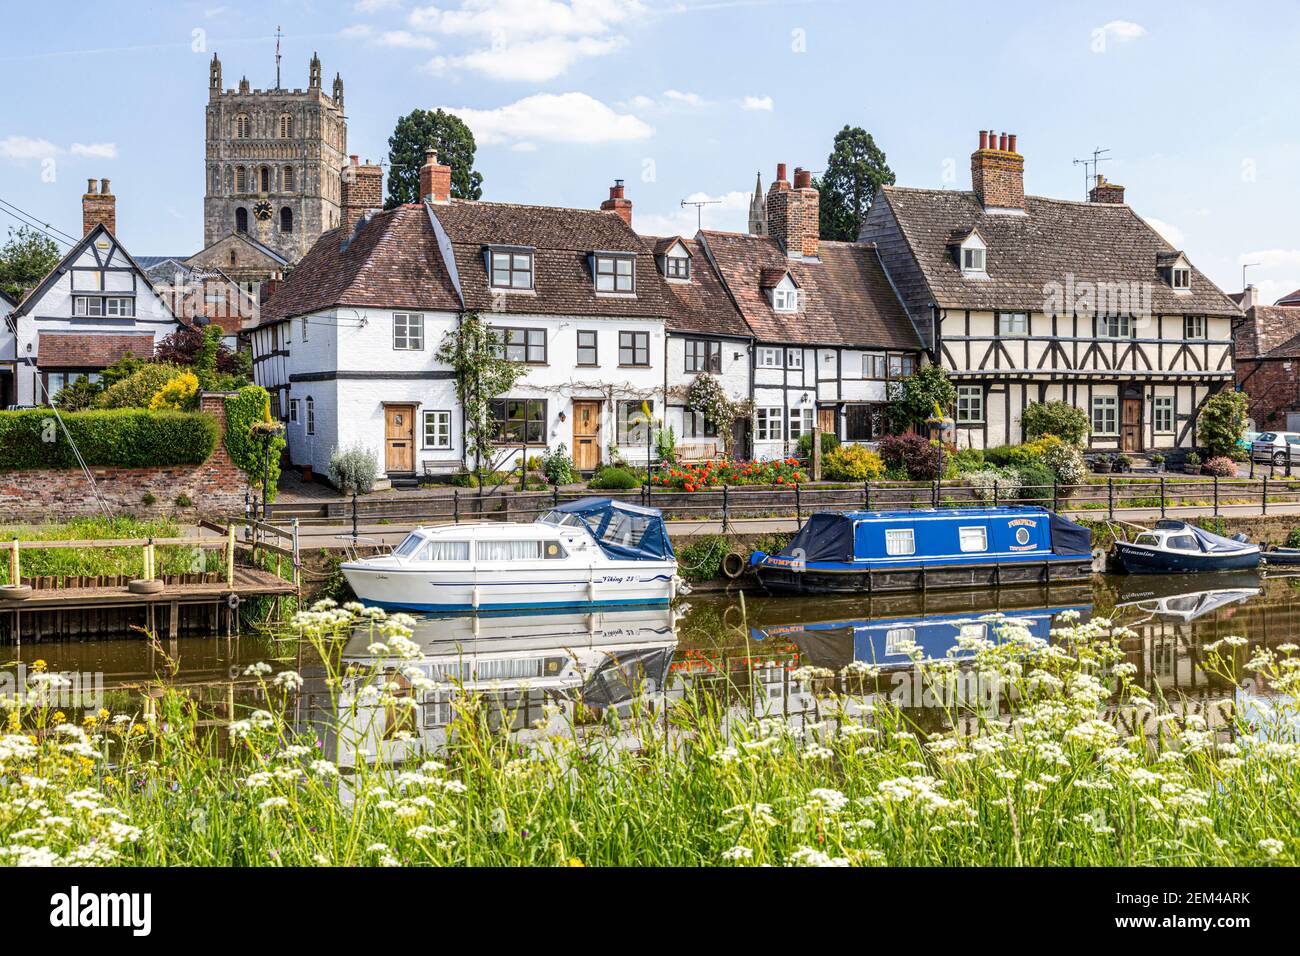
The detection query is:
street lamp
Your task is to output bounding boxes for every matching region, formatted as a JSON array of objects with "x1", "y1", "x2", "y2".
[{"x1": 251, "y1": 420, "x2": 284, "y2": 519}]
